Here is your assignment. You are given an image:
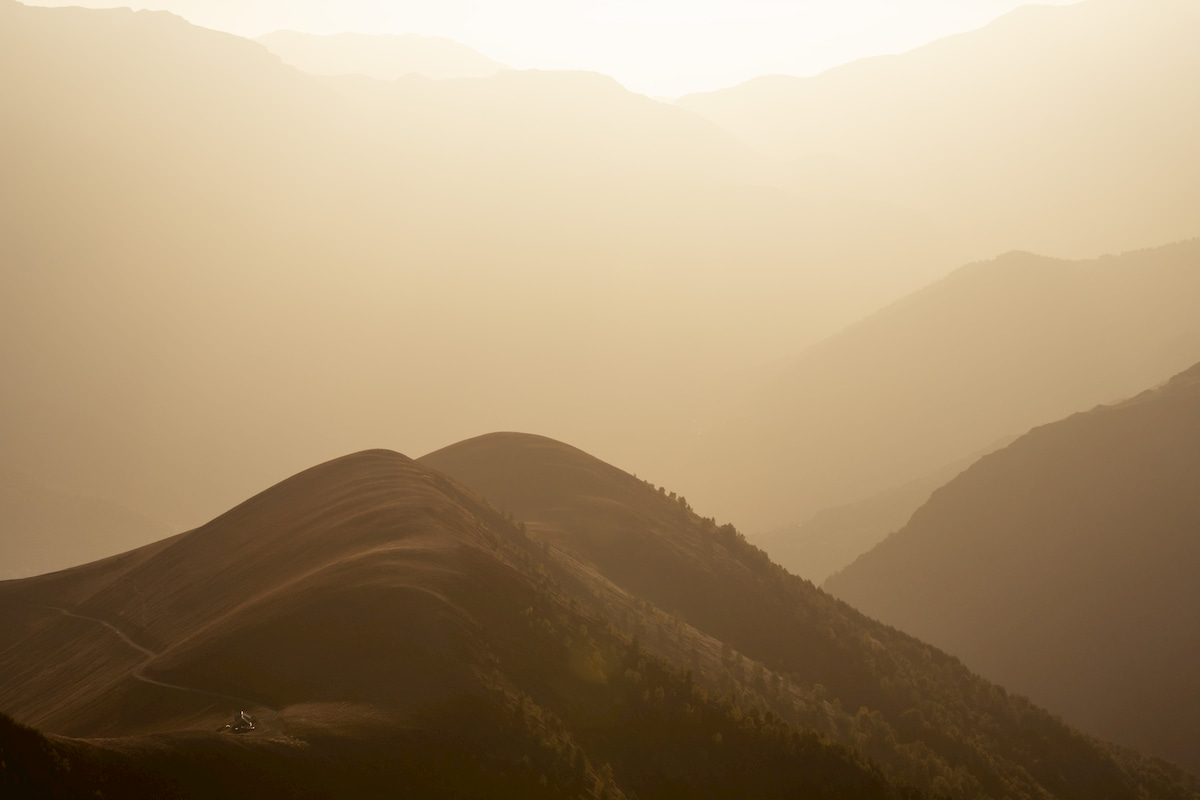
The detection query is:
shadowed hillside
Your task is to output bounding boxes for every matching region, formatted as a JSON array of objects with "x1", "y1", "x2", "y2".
[
  {"x1": 677, "y1": 0, "x2": 1200, "y2": 259},
  {"x1": 422, "y1": 432, "x2": 1198, "y2": 800},
  {"x1": 826, "y1": 361, "x2": 1200, "y2": 772}
]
